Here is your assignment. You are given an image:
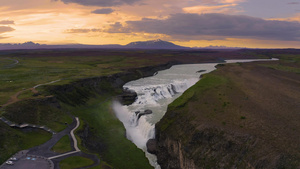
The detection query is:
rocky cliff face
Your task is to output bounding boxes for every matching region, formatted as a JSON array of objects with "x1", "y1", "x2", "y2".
[
  {"x1": 153, "y1": 125, "x2": 274, "y2": 169},
  {"x1": 154, "y1": 125, "x2": 300, "y2": 169},
  {"x1": 150, "y1": 62, "x2": 300, "y2": 169}
]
